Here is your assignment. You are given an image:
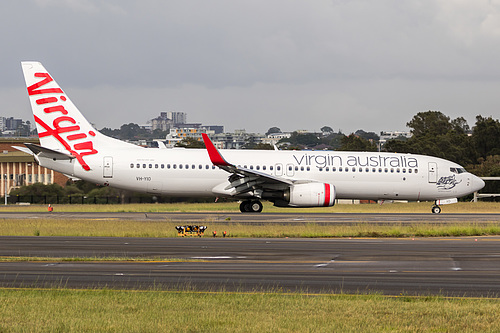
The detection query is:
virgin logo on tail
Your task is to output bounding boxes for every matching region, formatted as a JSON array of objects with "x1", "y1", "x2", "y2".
[{"x1": 28, "y1": 72, "x2": 98, "y2": 171}]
